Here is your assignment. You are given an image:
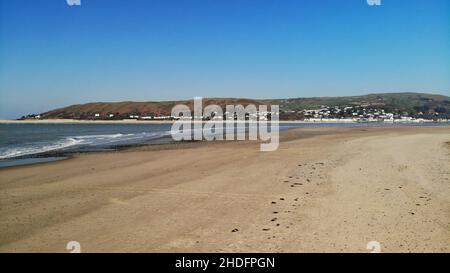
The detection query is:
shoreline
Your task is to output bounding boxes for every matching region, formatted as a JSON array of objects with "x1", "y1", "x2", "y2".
[
  {"x1": 1, "y1": 123, "x2": 450, "y2": 169},
  {"x1": 1, "y1": 118, "x2": 448, "y2": 124}
]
